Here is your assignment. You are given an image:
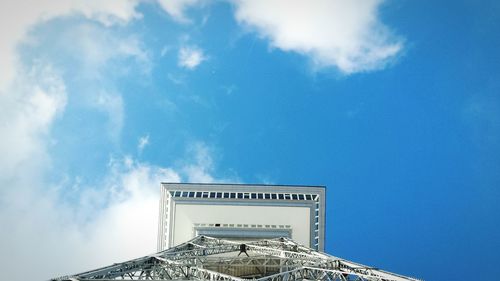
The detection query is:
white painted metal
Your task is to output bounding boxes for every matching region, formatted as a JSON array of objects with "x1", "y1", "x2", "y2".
[
  {"x1": 157, "y1": 183, "x2": 326, "y2": 252},
  {"x1": 51, "y1": 183, "x2": 421, "y2": 281},
  {"x1": 52, "y1": 236, "x2": 422, "y2": 281}
]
